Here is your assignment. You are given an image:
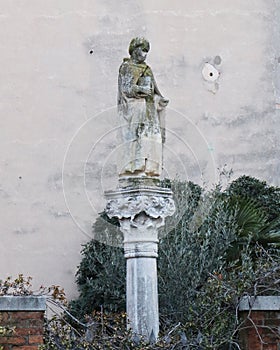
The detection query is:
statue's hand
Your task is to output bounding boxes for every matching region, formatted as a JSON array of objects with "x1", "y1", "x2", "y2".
[
  {"x1": 159, "y1": 97, "x2": 169, "y2": 107},
  {"x1": 139, "y1": 86, "x2": 153, "y2": 96}
]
